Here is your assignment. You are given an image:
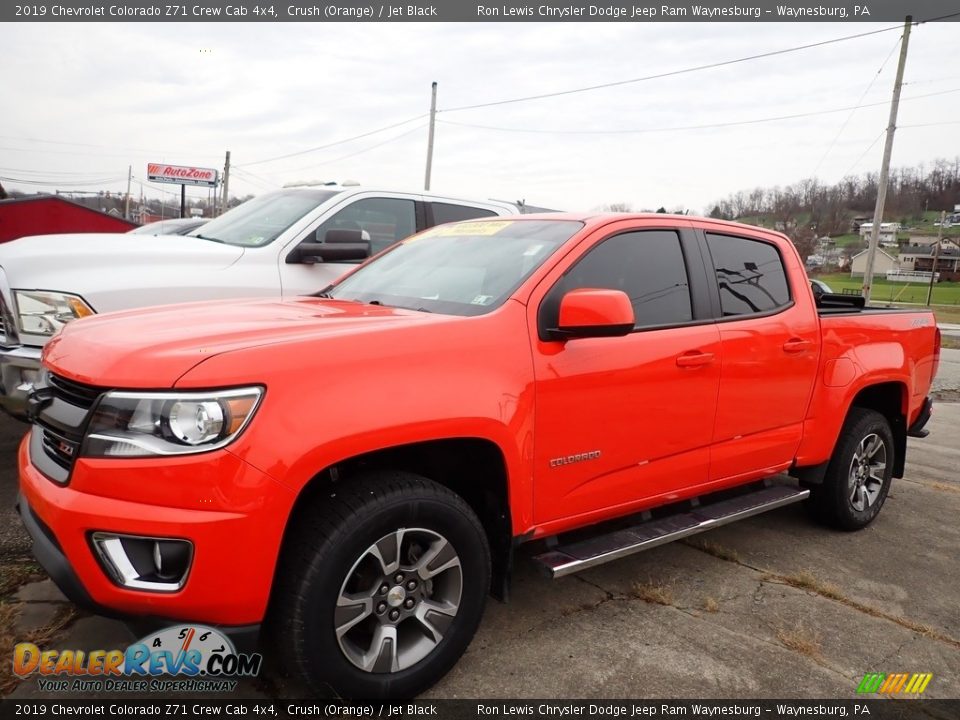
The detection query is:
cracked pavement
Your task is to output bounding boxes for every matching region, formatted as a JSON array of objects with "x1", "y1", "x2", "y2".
[{"x1": 2, "y1": 404, "x2": 958, "y2": 699}]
